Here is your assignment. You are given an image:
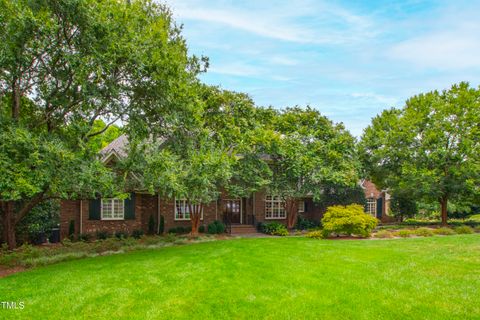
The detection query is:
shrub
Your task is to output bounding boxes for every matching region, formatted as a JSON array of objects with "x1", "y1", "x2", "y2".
[
  {"x1": 114, "y1": 231, "x2": 129, "y2": 239},
  {"x1": 394, "y1": 229, "x2": 413, "y2": 238},
  {"x1": 96, "y1": 230, "x2": 110, "y2": 240},
  {"x1": 262, "y1": 222, "x2": 289, "y2": 236},
  {"x1": 306, "y1": 230, "x2": 324, "y2": 239},
  {"x1": 414, "y1": 227, "x2": 434, "y2": 237},
  {"x1": 455, "y1": 225, "x2": 474, "y2": 234},
  {"x1": 374, "y1": 230, "x2": 393, "y2": 238},
  {"x1": 207, "y1": 221, "x2": 226, "y2": 234},
  {"x1": 164, "y1": 233, "x2": 176, "y2": 242},
  {"x1": 131, "y1": 229, "x2": 144, "y2": 239},
  {"x1": 78, "y1": 233, "x2": 90, "y2": 242},
  {"x1": 295, "y1": 216, "x2": 319, "y2": 230},
  {"x1": 148, "y1": 214, "x2": 155, "y2": 235},
  {"x1": 198, "y1": 225, "x2": 205, "y2": 233},
  {"x1": 159, "y1": 215, "x2": 165, "y2": 234},
  {"x1": 321, "y1": 204, "x2": 378, "y2": 238},
  {"x1": 433, "y1": 227, "x2": 455, "y2": 235}
]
